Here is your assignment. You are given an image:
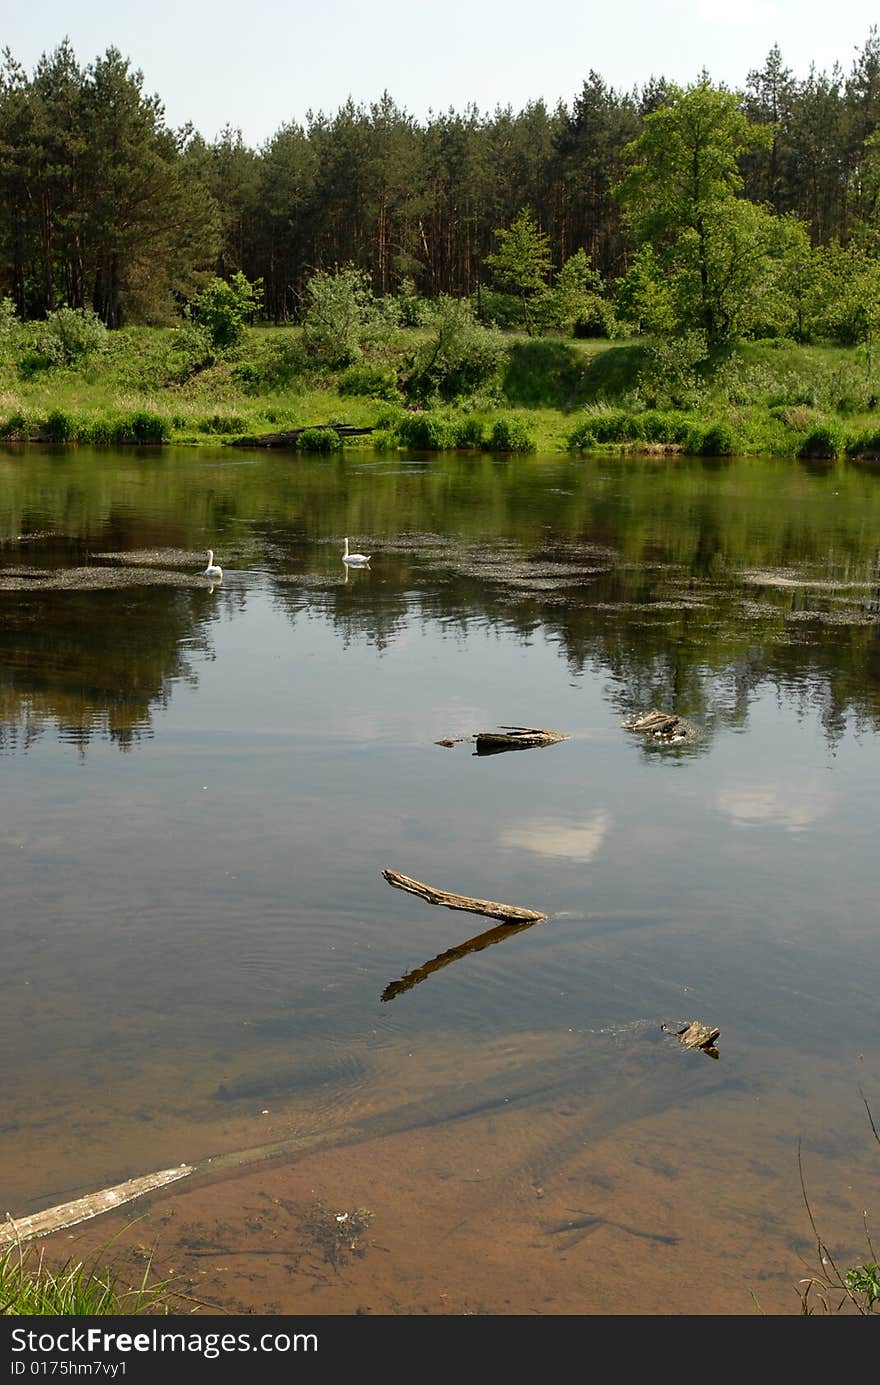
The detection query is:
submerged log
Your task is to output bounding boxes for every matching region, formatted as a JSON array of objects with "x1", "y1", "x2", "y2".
[
  {"x1": 381, "y1": 868, "x2": 548, "y2": 924},
  {"x1": 474, "y1": 725, "x2": 570, "y2": 755},
  {"x1": 0, "y1": 1165, "x2": 195, "y2": 1246},
  {"x1": 623, "y1": 709, "x2": 681, "y2": 735},
  {"x1": 662, "y1": 1019, "x2": 721, "y2": 1059},
  {"x1": 231, "y1": 422, "x2": 374, "y2": 448}
]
